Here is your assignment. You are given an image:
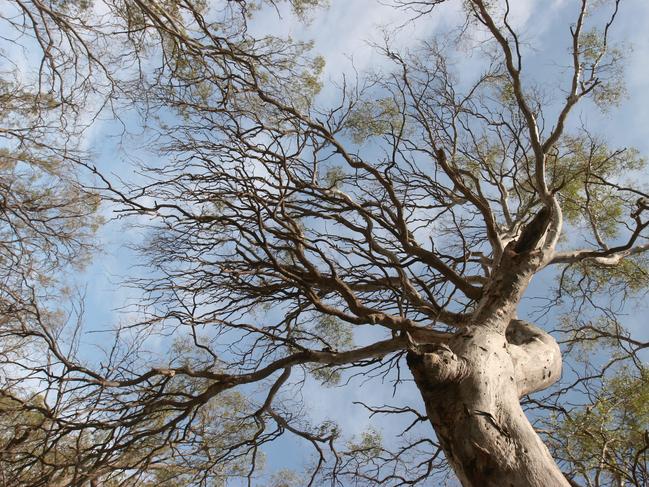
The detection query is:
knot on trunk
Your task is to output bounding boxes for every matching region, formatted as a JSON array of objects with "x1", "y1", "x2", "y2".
[{"x1": 406, "y1": 342, "x2": 468, "y2": 387}]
